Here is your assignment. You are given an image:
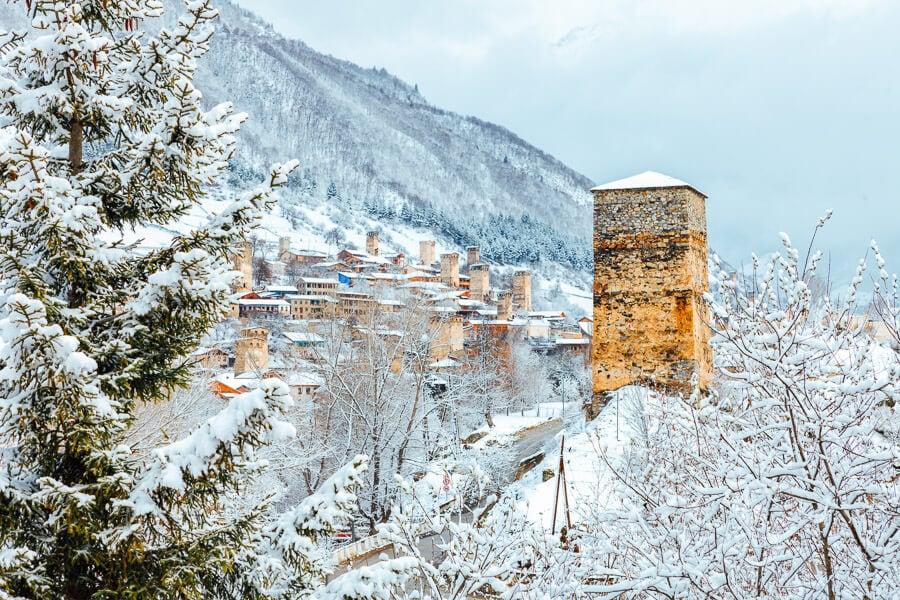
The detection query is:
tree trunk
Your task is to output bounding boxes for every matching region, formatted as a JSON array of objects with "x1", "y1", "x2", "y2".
[{"x1": 69, "y1": 118, "x2": 83, "y2": 175}]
